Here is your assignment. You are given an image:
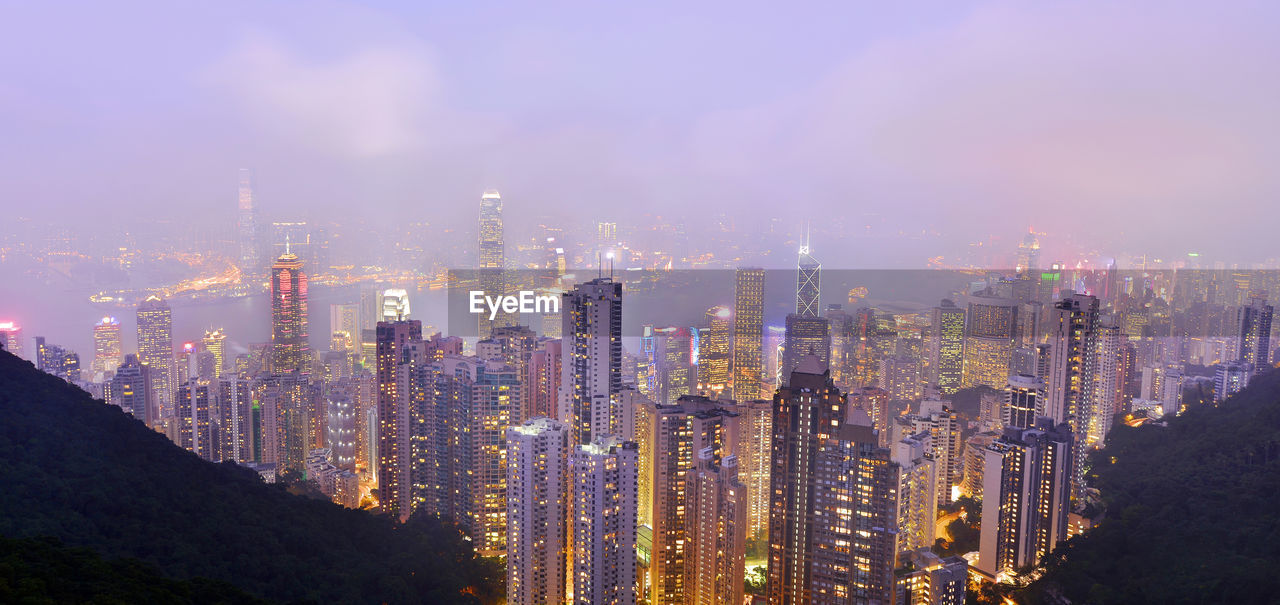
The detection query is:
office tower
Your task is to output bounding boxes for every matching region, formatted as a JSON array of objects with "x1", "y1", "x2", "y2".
[
  {"x1": 961, "y1": 296, "x2": 1018, "y2": 390},
  {"x1": 1236, "y1": 293, "x2": 1273, "y2": 375},
  {"x1": 380, "y1": 289, "x2": 411, "y2": 322},
  {"x1": 110, "y1": 354, "x2": 151, "y2": 423},
  {"x1": 893, "y1": 549, "x2": 968, "y2": 605},
  {"x1": 732, "y1": 267, "x2": 766, "y2": 400},
  {"x1": 764, "y1": 325, "x2": 786, "y2": 388},
  {"x1": 376, "y1": 320, "x2": 423, "y2": 521},
  {"x1": 92, "y1": 316, "x2": 122, "y2": 376},
  {"x1": 697, "y1": 306, "x2": 732, "y2": 397},
  {"x1": 913, "y1": 400, "x2": 962, "y2": 507},
  {"x1": 796, "y1": 239, "x2": 821, "y2": 318},
  {"x1": 329, "y1": 303, "x2": 359, "y2": 350},
  {"x1": 848, "y1": 386, "x2": 892, "y2": 439},
  {"x1": 201, "y1": 328, "x2": 226, "y2": 380},
  {"x1": 686, "y1": 452, "x2": 747, "y2": 605},
  {"x1": 479, "y1": 190, "x2": 506, "y2": 338},
  {"x1": 270, "y1": 249, "x2": 310, "y2": 375},
  {"x1": 571, "y1": 436, "x2": 639, "y2": 605},
  {"x1": 176, "y1": 380, "x2": 212, "y2": 460},
  {"x1": 1016, "y1": 231, "x2": 1041, "y2": 274},
  {"x1": 767, "y1": 357, "x2": 845, "y2": 604},
  {"x1": 652, "y1": 326, "x2": 694, "y2": 405},
  {"x1": 977, "y1": 421, "x2": 1074, "y2": 579},
  {"x1": 637, "y1": 395, "x2": 738, "y2": 605},
  {"x1": 825, "y1": 305, "x2": 856, "y2": 390},
  {"x1": 892, "y1": 430, "x2": 938, "y2": 555},
  {"x1": 136, "y1": 296, "x2": 174, "y2": 419},
  {"x1": 929, "y1": 300, "x2": 965, "y2": 394},
  {"x1": 781, "y1": 313, "x2": 831, "y2": 384},
  {"x1": 528, "y1": 339, "x2": 562, "y2": 420},
  {"x1": 0, "y1": 321, "x2": 22, "y2": 359},
  {"x1": 1214, "y1": 362, "x2": 1250, "y2": 402},
  {"x1": 237, "y1": 168, "x2": 259, "y2": 276},
  {"x1": 1005, "y1": 374, "x2": 1044, "y2": 430},
  {"x1": 810, "y1": 421, "x2": 898, "y2": 605},
  {"x1": 880, "y1": 354, "x2": 922, "y2": 401},
  {"x1": 507, "y1": 418, "x2": 571, "y2": 605},
  {"x1": 734, "y1": 399, "x2": 773, "y2": 539},
  {"x1": 561, "y1": 278, "x2": 623, "y2": 446},
  {"x1": 326, "y1": 389, "x2": 357, "y2": 471}
]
